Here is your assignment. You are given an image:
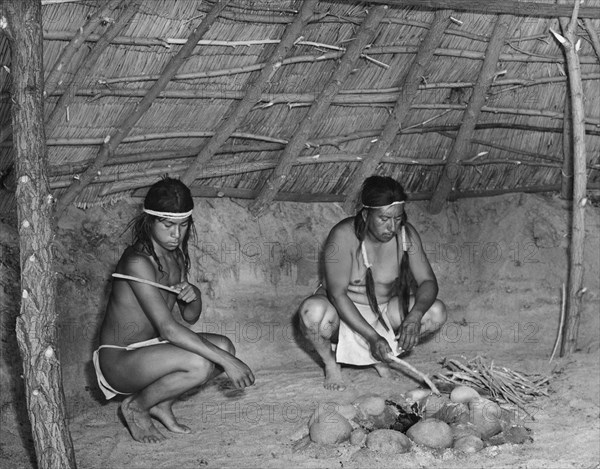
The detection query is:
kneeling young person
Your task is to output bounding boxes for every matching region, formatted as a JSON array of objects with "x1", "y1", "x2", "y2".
[{"x1": 95, "y1": 177, "x2": 255, "y2": 443}]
